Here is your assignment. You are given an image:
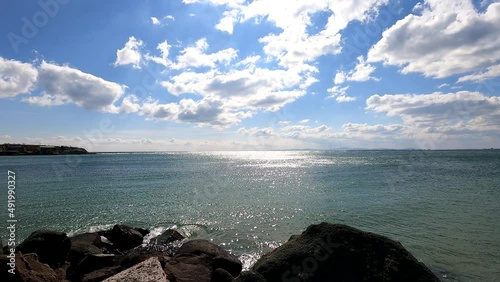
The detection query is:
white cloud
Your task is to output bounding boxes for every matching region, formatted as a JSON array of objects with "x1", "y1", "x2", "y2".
[
  {"x1": 173, "y1": 38, "x2": 238, "y2": 69},
  {"x1": 114, "y1": 36, "x2": 144, "y2": 69},
  {"x1": 145, "y1": 40, "x2": 172, "y2": 67},
  {"x1": 327, "y1": 85, "x2": 356, "y2": 102},
  {"x1": 334, "y1": 56, "x2": 378, "y2": 84},
  {"x1": 299, "y1": 119, "x2": 310, "y2": 124},
  {"x1": 0, "y1": 57, "x2": 38, "y2": 98},
  {"x1": 151, "y1": 17, "x2": 160, "y2": 25},
  {"x1": 140, "y1": 97, "x2": 252, "y2": 127},
  {"x1": 119, "y1": 95, "x2": 141, "y2": 113},
  {"x1": 237, "y1": 127, "x2": 275, "y2": 137},
  {"x1": 24, "y1": 61, "x2": 126, "y2": 112},
  {"x1": 457, "y1": 64, "x2": 500, "y2": 82},
  {"x1": 438, "y1": 83, "x2": 450, "y2": 89},
  {"x1": 368, "y1": 1, "x2": 500, "y2": 78},
  {"x1": 366, "y1": 91, "x2": 500, "y2": 134}
]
